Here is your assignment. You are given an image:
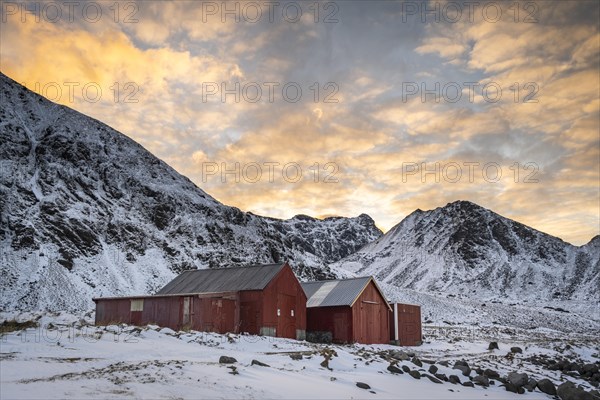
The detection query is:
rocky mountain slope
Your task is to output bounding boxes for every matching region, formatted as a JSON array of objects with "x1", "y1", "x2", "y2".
[
  {"x1": 0, "y1": 72, "x2": 382, "y2": 311},
  {"x1": 332, "y1": 201, "x2": 600, "y2": 303}
]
